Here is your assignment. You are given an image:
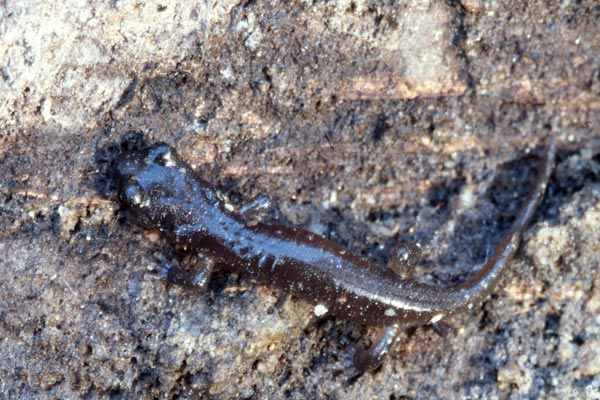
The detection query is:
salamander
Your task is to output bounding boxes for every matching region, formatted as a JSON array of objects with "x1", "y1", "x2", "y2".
[{"x1": 113, "y1": 139, "x2": 556, "y2": 379}]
